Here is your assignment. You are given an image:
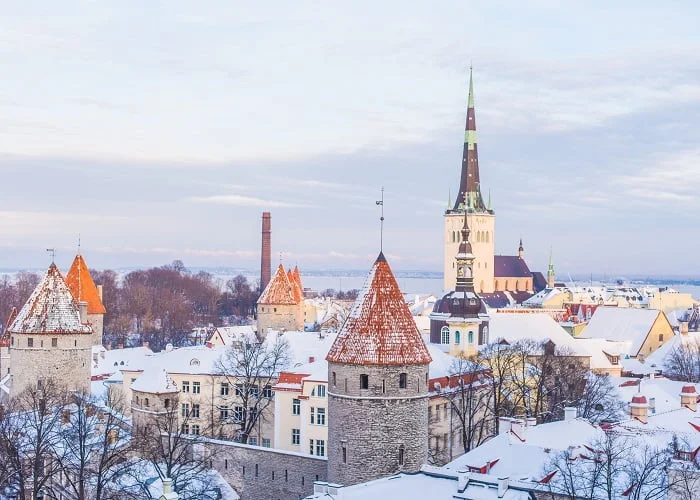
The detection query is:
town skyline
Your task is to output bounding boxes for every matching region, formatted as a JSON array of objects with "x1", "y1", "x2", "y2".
[{"x1": 1, "y1": 2, "x2": 699, "y2": 276}]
